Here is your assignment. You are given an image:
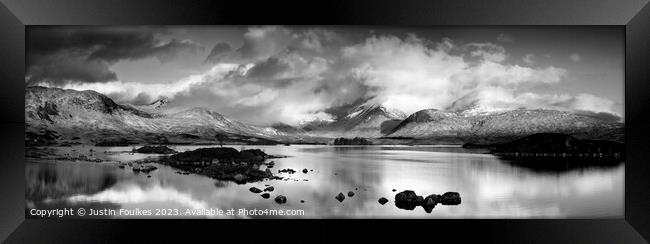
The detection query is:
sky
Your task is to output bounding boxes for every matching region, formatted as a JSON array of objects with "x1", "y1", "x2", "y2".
[{"x1": 26, "y1": 26, "x2": 624, "y2": 126}]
